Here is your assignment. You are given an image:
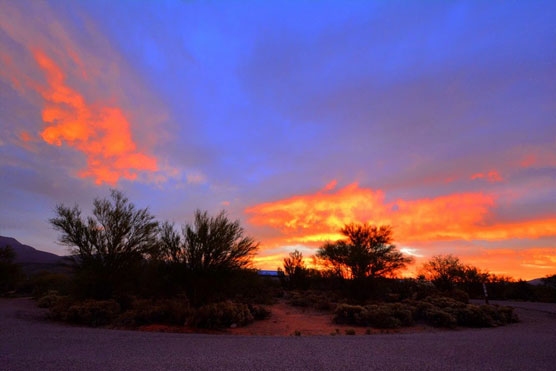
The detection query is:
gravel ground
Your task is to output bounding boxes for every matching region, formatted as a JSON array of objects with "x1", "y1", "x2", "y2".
[{"x1": 1, "y1": 298, "x2": 555, "y2": 370}]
